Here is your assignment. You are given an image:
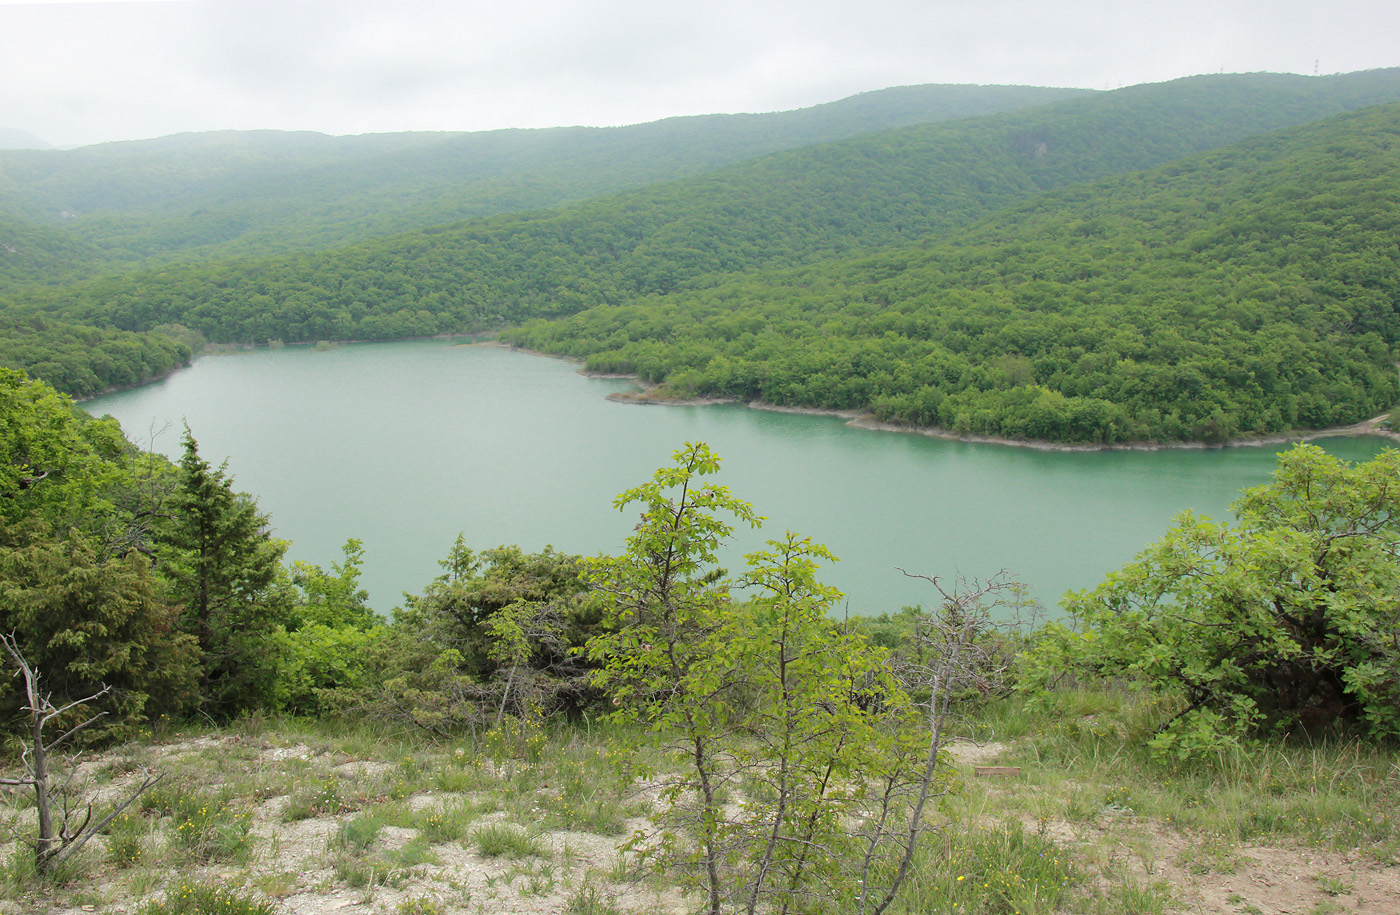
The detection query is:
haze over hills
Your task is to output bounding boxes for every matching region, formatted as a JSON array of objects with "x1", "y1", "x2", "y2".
[
  {"x1": 21, "y1": 71, "x2": 1400, "y2": 329},
  {"x1": 0, "y1": 128, "x2": 52, "y2": 151},
  {"x1": 1, "y1": 69, "x2": 1399, "y2": 443},
  {"x1": 0, "y1": 83, "x2": 1089, "y2": 278}
]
